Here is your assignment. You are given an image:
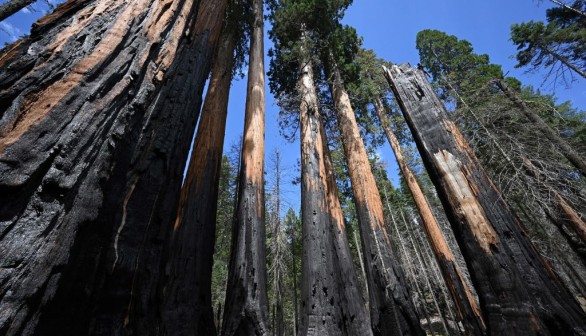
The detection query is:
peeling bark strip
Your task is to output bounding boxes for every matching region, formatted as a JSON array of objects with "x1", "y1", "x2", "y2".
[
  {"x1": 385, "y1": 64, "x2": 586, "y2": 335},
  {"x1": 0, "y1": 0, "x2": 224, "y2": 334},
  {"x1": 328, "y1": 66, "x2": 424, "y2": 336},
  {"x1": 221, "y1": 0, "x2": 269, "y2": 334},
  {"x1": 163, "y1": 8, "x2": 234, "y2": 336},
  {"x1": 373, "y1": 98, "x2": 485, "y2": 336}
]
